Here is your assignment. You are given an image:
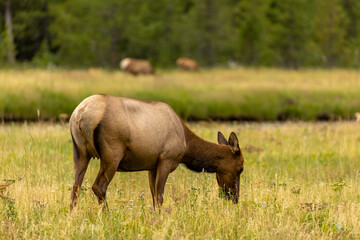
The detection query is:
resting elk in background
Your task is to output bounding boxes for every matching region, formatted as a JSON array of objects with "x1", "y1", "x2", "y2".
[
  {"x1": 176, "y1": 57, "x2": 199, "y2": 71},
  {"x1": 69, "y1": 94, "x2": 244, "y2": 210},
  {"x1": 119, "y1": 58, "x2": 155, "y2": 75}
]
